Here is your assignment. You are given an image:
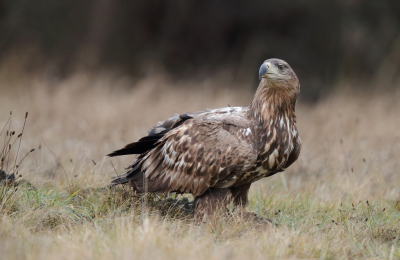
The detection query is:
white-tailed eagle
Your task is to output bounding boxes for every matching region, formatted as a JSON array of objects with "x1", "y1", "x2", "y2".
[{"x1": 108, "y1": 58, "x2": 301, "y2": 220}]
